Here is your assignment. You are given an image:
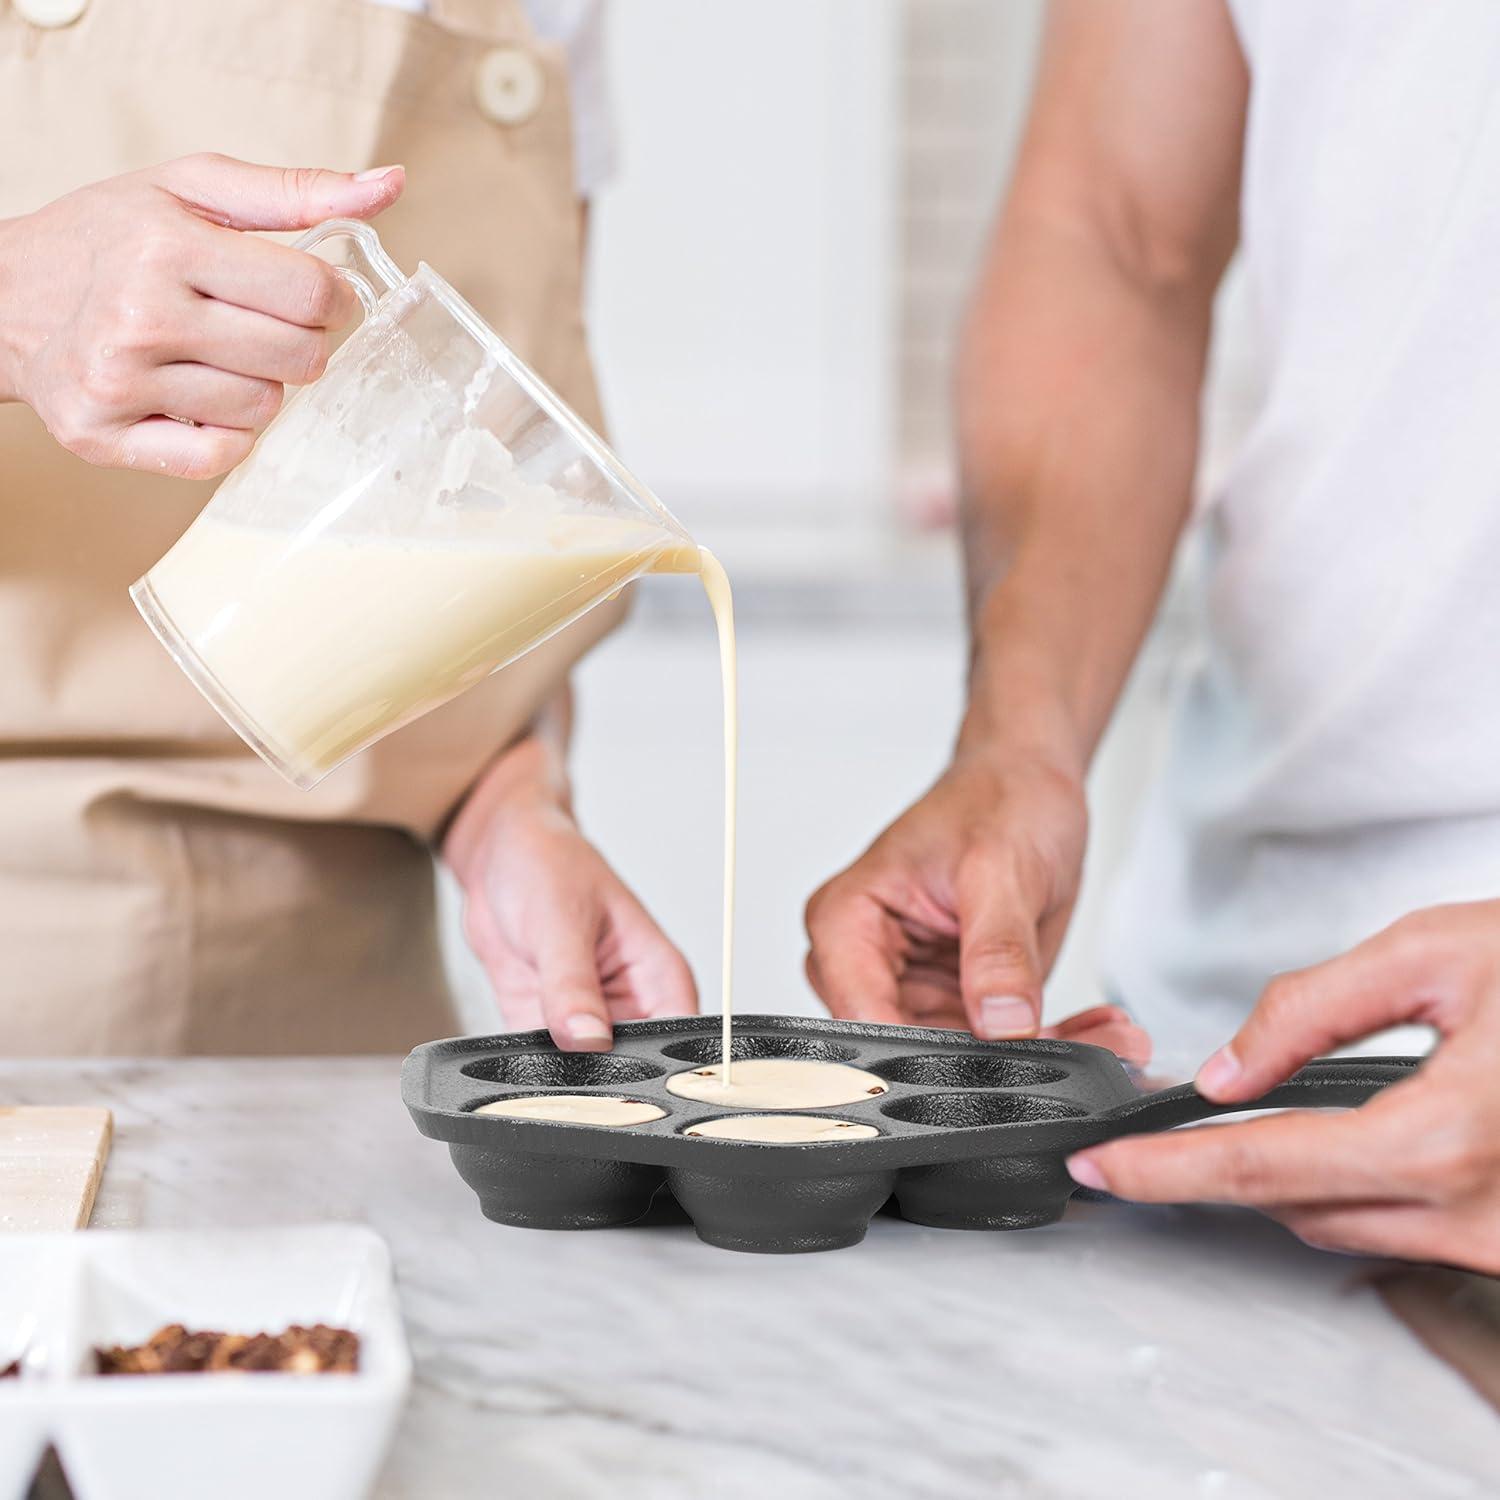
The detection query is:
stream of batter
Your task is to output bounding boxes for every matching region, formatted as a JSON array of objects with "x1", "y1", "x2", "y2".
[
  {"x1": 646, "y1": 546, "x2": 738, "y2": 1085},
  {"x1": 698, "y1": 550, "x2": 737, "y2": 1086}
]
